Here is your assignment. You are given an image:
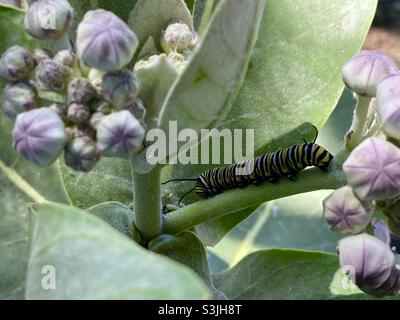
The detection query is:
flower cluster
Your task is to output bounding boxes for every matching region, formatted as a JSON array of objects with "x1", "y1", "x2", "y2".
[
  {"x1": 0, "y1": 1, "x2": 152, "y2": 171},
  {"x1": 323, "y1": 50, "x2": 400, "y2": 297}
]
